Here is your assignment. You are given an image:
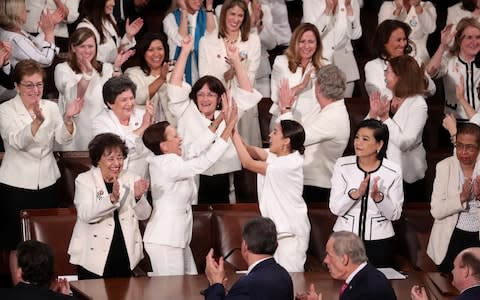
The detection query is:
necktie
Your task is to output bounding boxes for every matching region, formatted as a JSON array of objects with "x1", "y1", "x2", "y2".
[{"x1": 339, "y1": 282, "x2": 348, "y2": 297}]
